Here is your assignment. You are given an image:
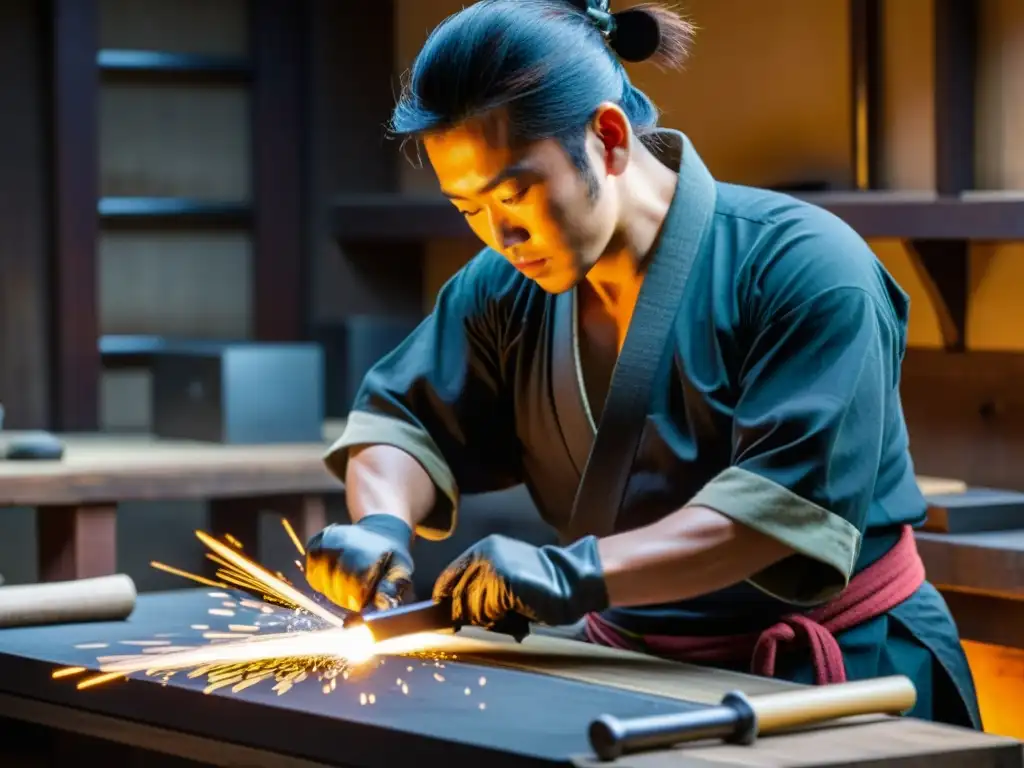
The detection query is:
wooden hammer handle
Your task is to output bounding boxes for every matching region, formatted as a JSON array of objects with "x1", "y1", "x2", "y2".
[
  {"x1": 754, "y1": 674, "x2": 917, "y2": 732},
  {"x1": 0, "y1": 574, "x2": 137, "y2": 628}
]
